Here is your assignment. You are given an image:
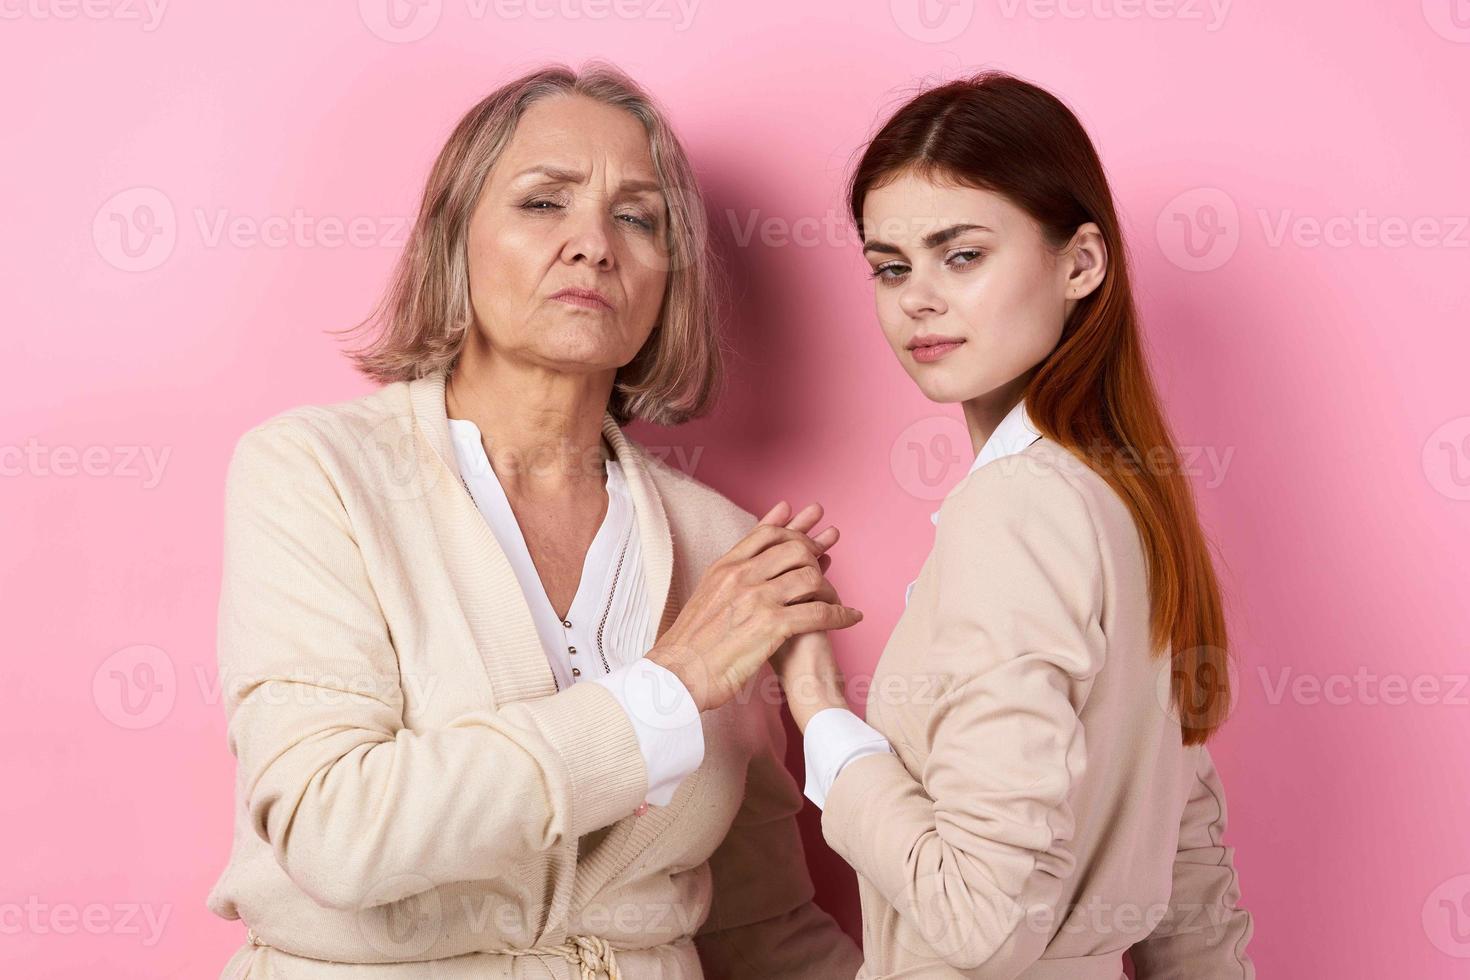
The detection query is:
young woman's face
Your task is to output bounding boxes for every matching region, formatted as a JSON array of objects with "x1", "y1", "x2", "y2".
[
  {"x1": 860, "y1": 171, "x2": 1097, "y2": 404},
  {"x1": 465, "y1": 94, "x2": 670, "y2": 375}
]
